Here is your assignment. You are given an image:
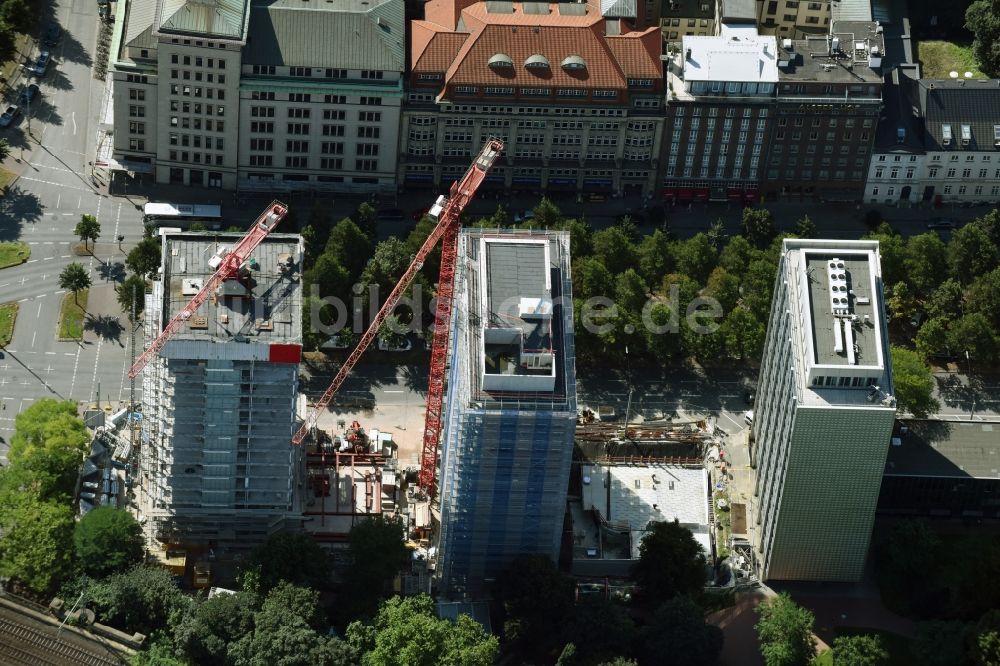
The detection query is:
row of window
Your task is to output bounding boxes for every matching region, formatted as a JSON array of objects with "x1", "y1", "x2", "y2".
[
  {"x1": 778, "y1": 117, "x2": 873, "y2": 128},
  {"x1": 168, "y1": 151, "x2": 225, "y2": 166},
  {"x1": 249, "y1": 107, "x2": 378, "y2": 122},
  {"x1": 169, "y1": 54, "x2": 227, "y2": 68},
  {"x1": 247, "y1": 139, "x2": 377, "y2": 155},
  {"x1": 453, "y1": 86, "x2": 626, "y2": 98},
  {"x1": 170, "y1": 69, "x2": 226, "y2": 85},
  {"x1": 247, "y1": 156, "x2": 378, "y2": 170},
  {"x1": 249, "y1": 65, "x2": 383, "y2": 80},
  {"x1": 169, "y1": 134, "x2": 224, "y2": 150}
]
